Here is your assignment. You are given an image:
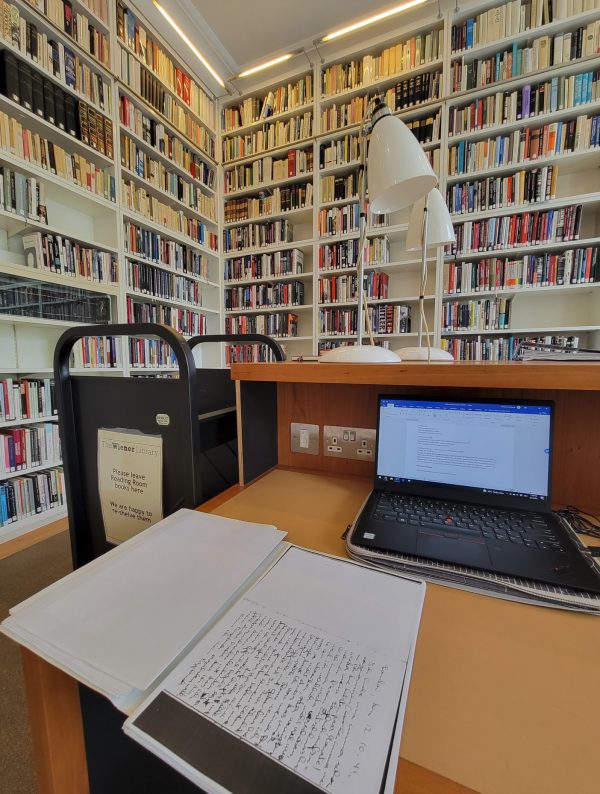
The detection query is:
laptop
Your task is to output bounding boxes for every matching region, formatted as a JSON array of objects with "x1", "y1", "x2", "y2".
[{"x1": 352, "y1": 395, "x2": 600, "y2": 593}]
